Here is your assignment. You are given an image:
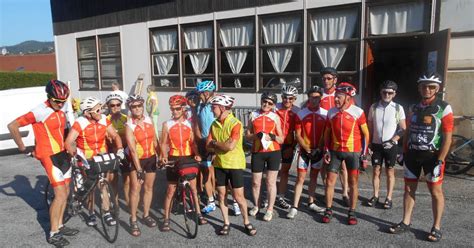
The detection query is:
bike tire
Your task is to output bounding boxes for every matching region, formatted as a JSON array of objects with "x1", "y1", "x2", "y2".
[
  {"x1": 44, "y1": 181, "x2": 75, "y2": 224},
  {"x1": 182, "y1": 183, "x2": 198, "y2": 239},
  {"x1": 95, "y1": 180, "x2": 119, "y2": 243},
  {"x1": 445, "y1": 135, "x2": 474, "y2": 175}
]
